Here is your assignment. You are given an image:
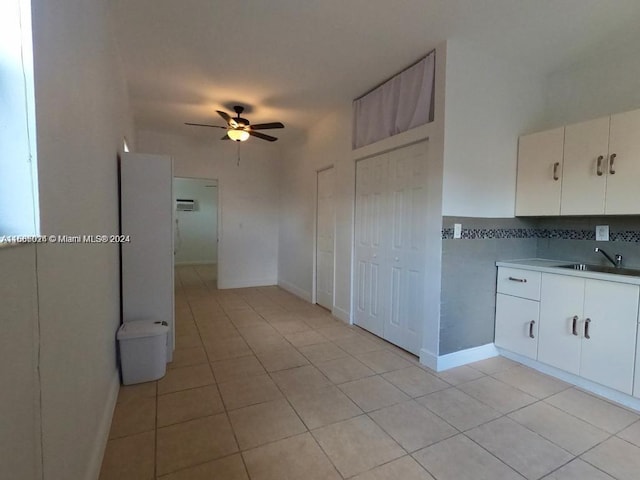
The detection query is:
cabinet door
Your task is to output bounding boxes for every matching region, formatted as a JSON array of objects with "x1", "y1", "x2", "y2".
[
  {"x1": 605, "y1": 109, "x2": 640, "y2": 214},
  {"x1": 515, "y1": 127, "x2": 564, "y2": 216},
  {"x1": 538, "y1": 274, "x2": 584, "y2": 375},
  {"x1": 495, "y1": 294, "x2": 539, "y2": 359},
  {"x1": 561, "y1": 117, "x2": 609, "y2": 215},
  {"x1": 580, "y1": 280, "x2": 639, "y2": 395}
]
